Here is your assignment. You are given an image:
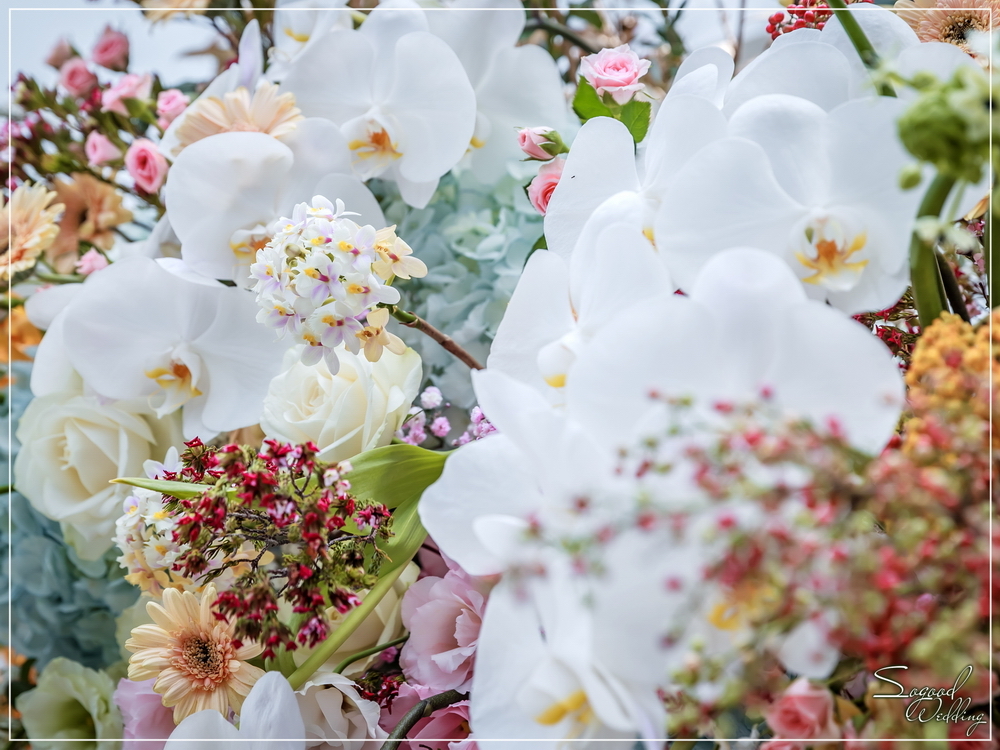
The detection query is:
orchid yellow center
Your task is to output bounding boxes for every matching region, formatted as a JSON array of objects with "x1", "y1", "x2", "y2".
[
  {"x1": 707, "y1": 579, "x2": 780, "y2": 631},
  {"x1": 145, "y1": 358, "x2": 202, "y2": 418},
  {"x1": 536, "y1": 689, "x2": 593, "y2": 727},
  {"x1": 793, "y1": 215, "x2": 869, "y2": 292},
  {"x1": 283, "y1": 27, "x2": 310, "y2": 43},
  {"x1": 349, "y1": 128, "x2": 401, "y2": 162}
]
